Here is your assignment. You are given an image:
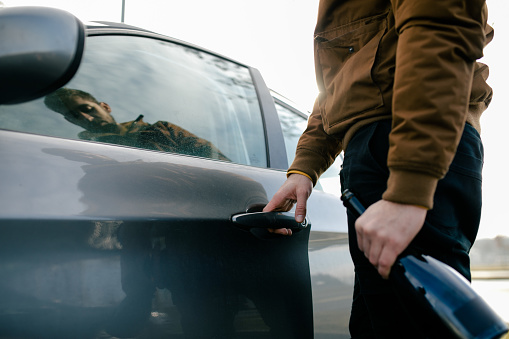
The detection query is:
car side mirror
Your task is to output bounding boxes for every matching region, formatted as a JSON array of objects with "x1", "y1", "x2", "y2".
[{"x1": 0, "y1": 6, "x2": 85, "y2": 105}]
